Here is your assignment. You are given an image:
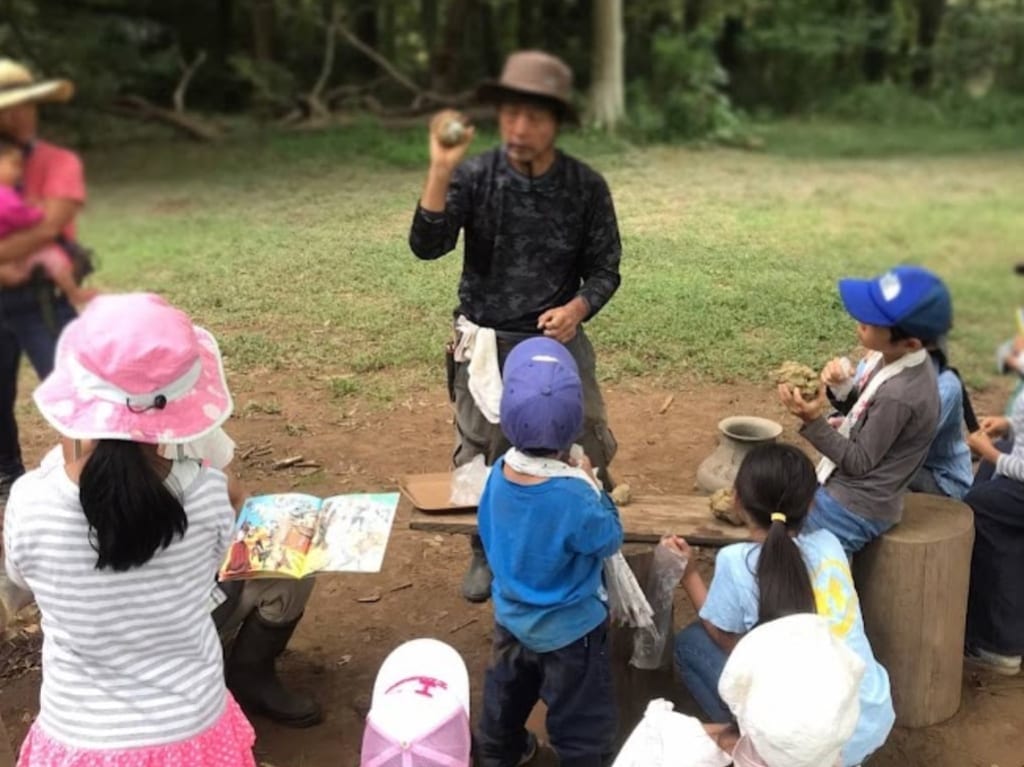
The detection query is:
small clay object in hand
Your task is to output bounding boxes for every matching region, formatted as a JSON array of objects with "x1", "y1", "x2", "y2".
[
  {"x1": 709, "y1": 488, "x2": 744, "y2": 526},
  {"x1": 773, "y1": 360, "x2": 821, "y2": 399},
  {"x1": 438, "y1": 118, "x2": 467, "y2": 148},
  {"x1": 610, "y1": 483, "x2": 632, "y2": 506}
]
